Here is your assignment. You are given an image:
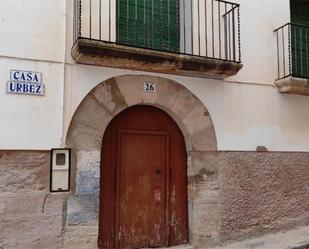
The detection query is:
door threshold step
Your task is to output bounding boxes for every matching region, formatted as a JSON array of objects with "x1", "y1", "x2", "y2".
[{"x1": 144, "y1": 245, "x2": 194, "y2": 249}]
